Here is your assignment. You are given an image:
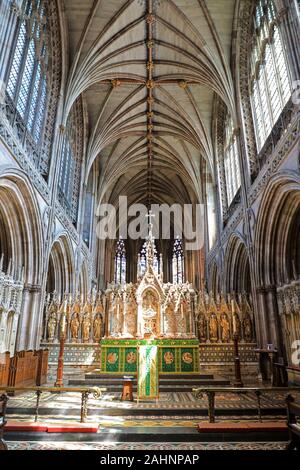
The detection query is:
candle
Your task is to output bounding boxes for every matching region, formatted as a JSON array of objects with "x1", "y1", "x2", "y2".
[
  {"x1": 61, "y1": 313, "x2": 66, "y2": 334},
  {"x1": 233, "y1": 314, "x2": 237, "y2": 335},
  {"x1": 61, "y1": 298, "x2": 68, "y2": 334}
]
